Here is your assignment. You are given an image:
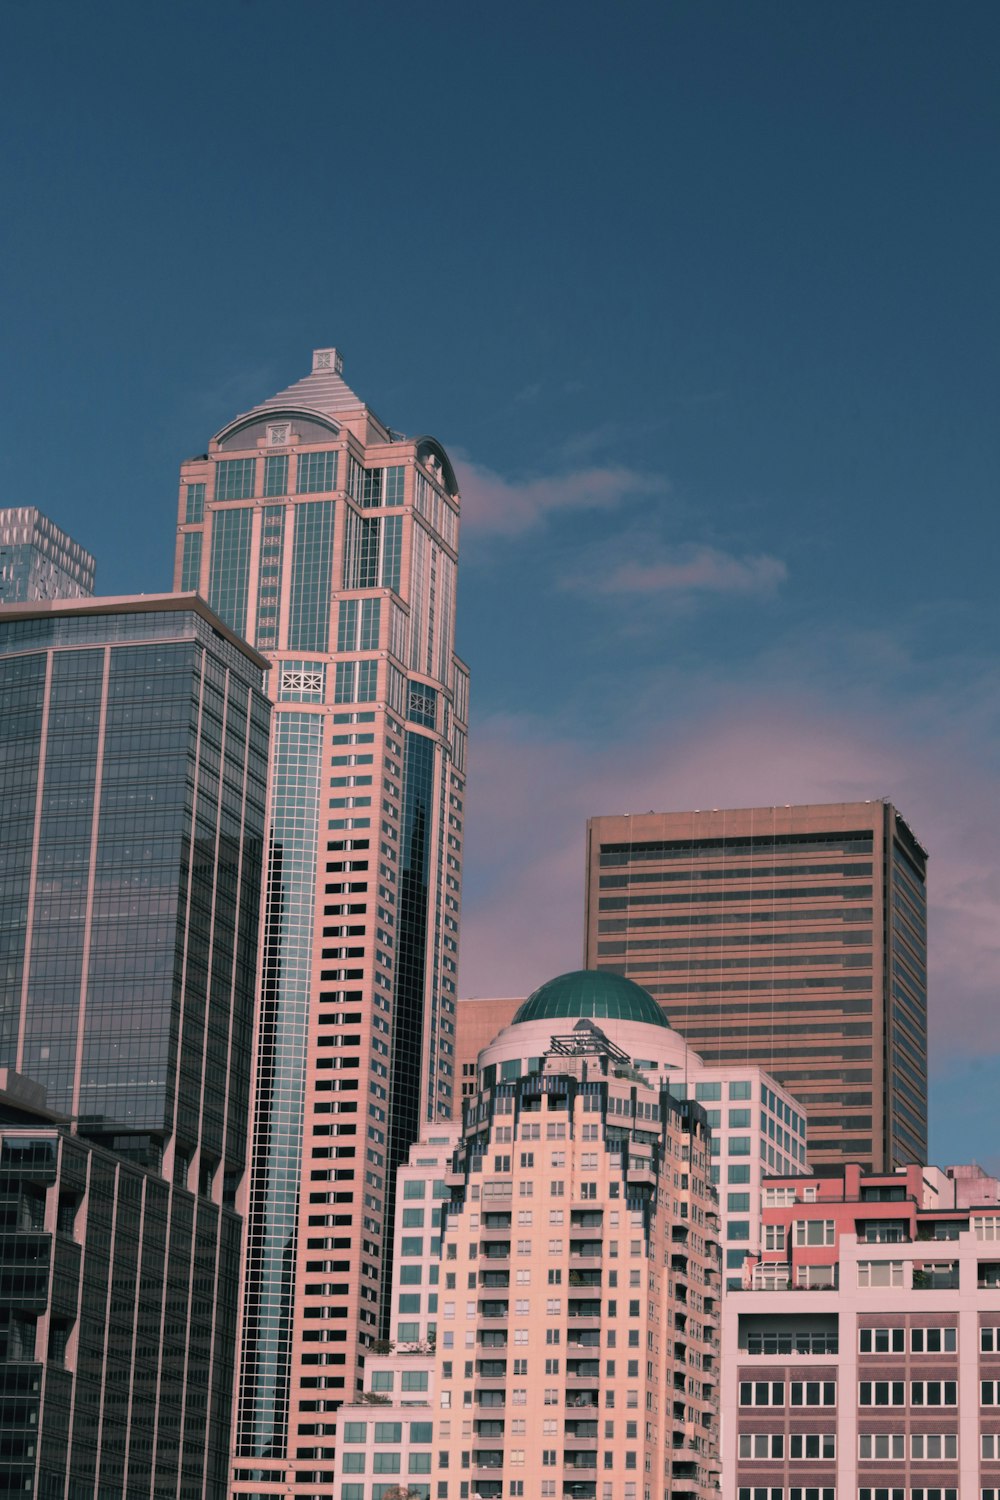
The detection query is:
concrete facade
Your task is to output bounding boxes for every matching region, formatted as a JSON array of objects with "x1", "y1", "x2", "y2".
[
  {"x1": 584, "y1": 802, "x2": 928, "y2": 1172},
  {"x1": 722, "y1": 1163, "x2": 1000, "y2": 1500}
]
